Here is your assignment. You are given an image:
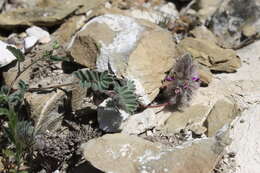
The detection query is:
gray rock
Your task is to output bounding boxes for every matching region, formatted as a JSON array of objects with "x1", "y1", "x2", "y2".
[
  {"x1": 81, "y1": 133, "x2": 227, "y2": 173},
  {"x1": 208, "y1": 0, "x2": 260, "y2": 48}
]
